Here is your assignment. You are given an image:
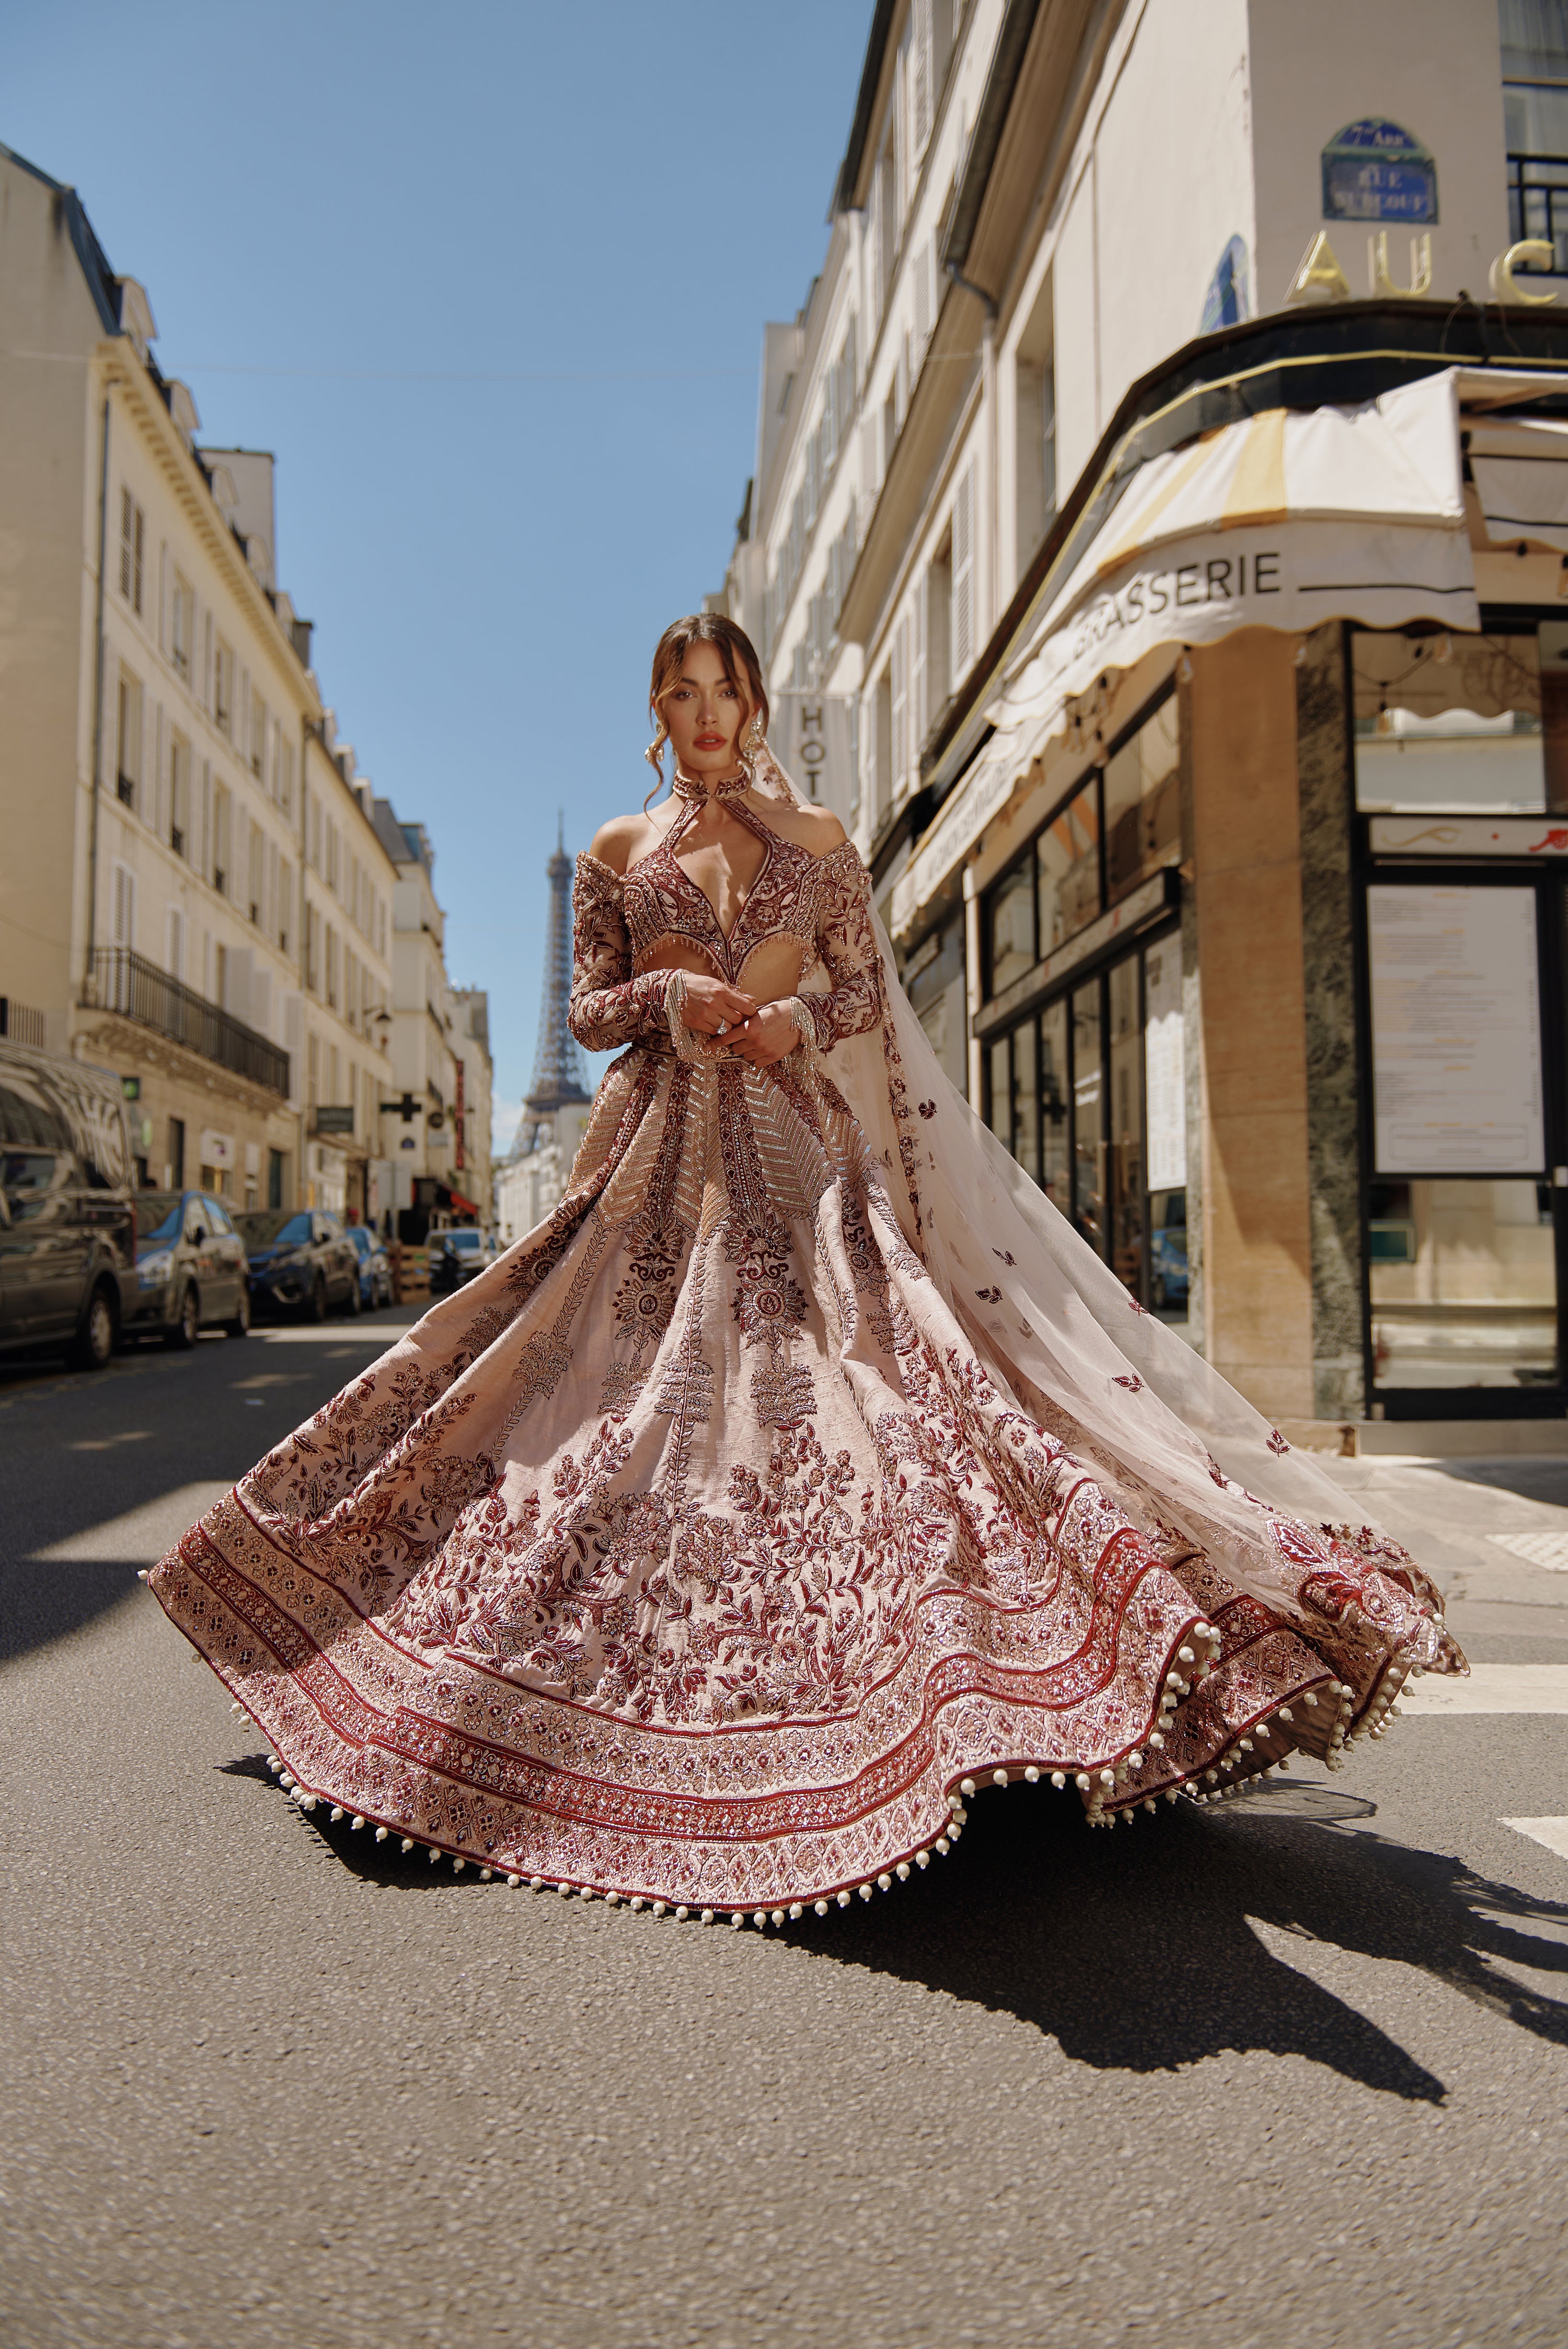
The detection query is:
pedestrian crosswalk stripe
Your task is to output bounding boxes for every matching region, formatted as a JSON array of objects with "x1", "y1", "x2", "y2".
[
  {"x1": 1503, "y1": 1817, "x2": 1568, "y2": 1860},
  {"x1": 1399, "y1": 1664, "x2": 1568, "y2": 1715}
]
